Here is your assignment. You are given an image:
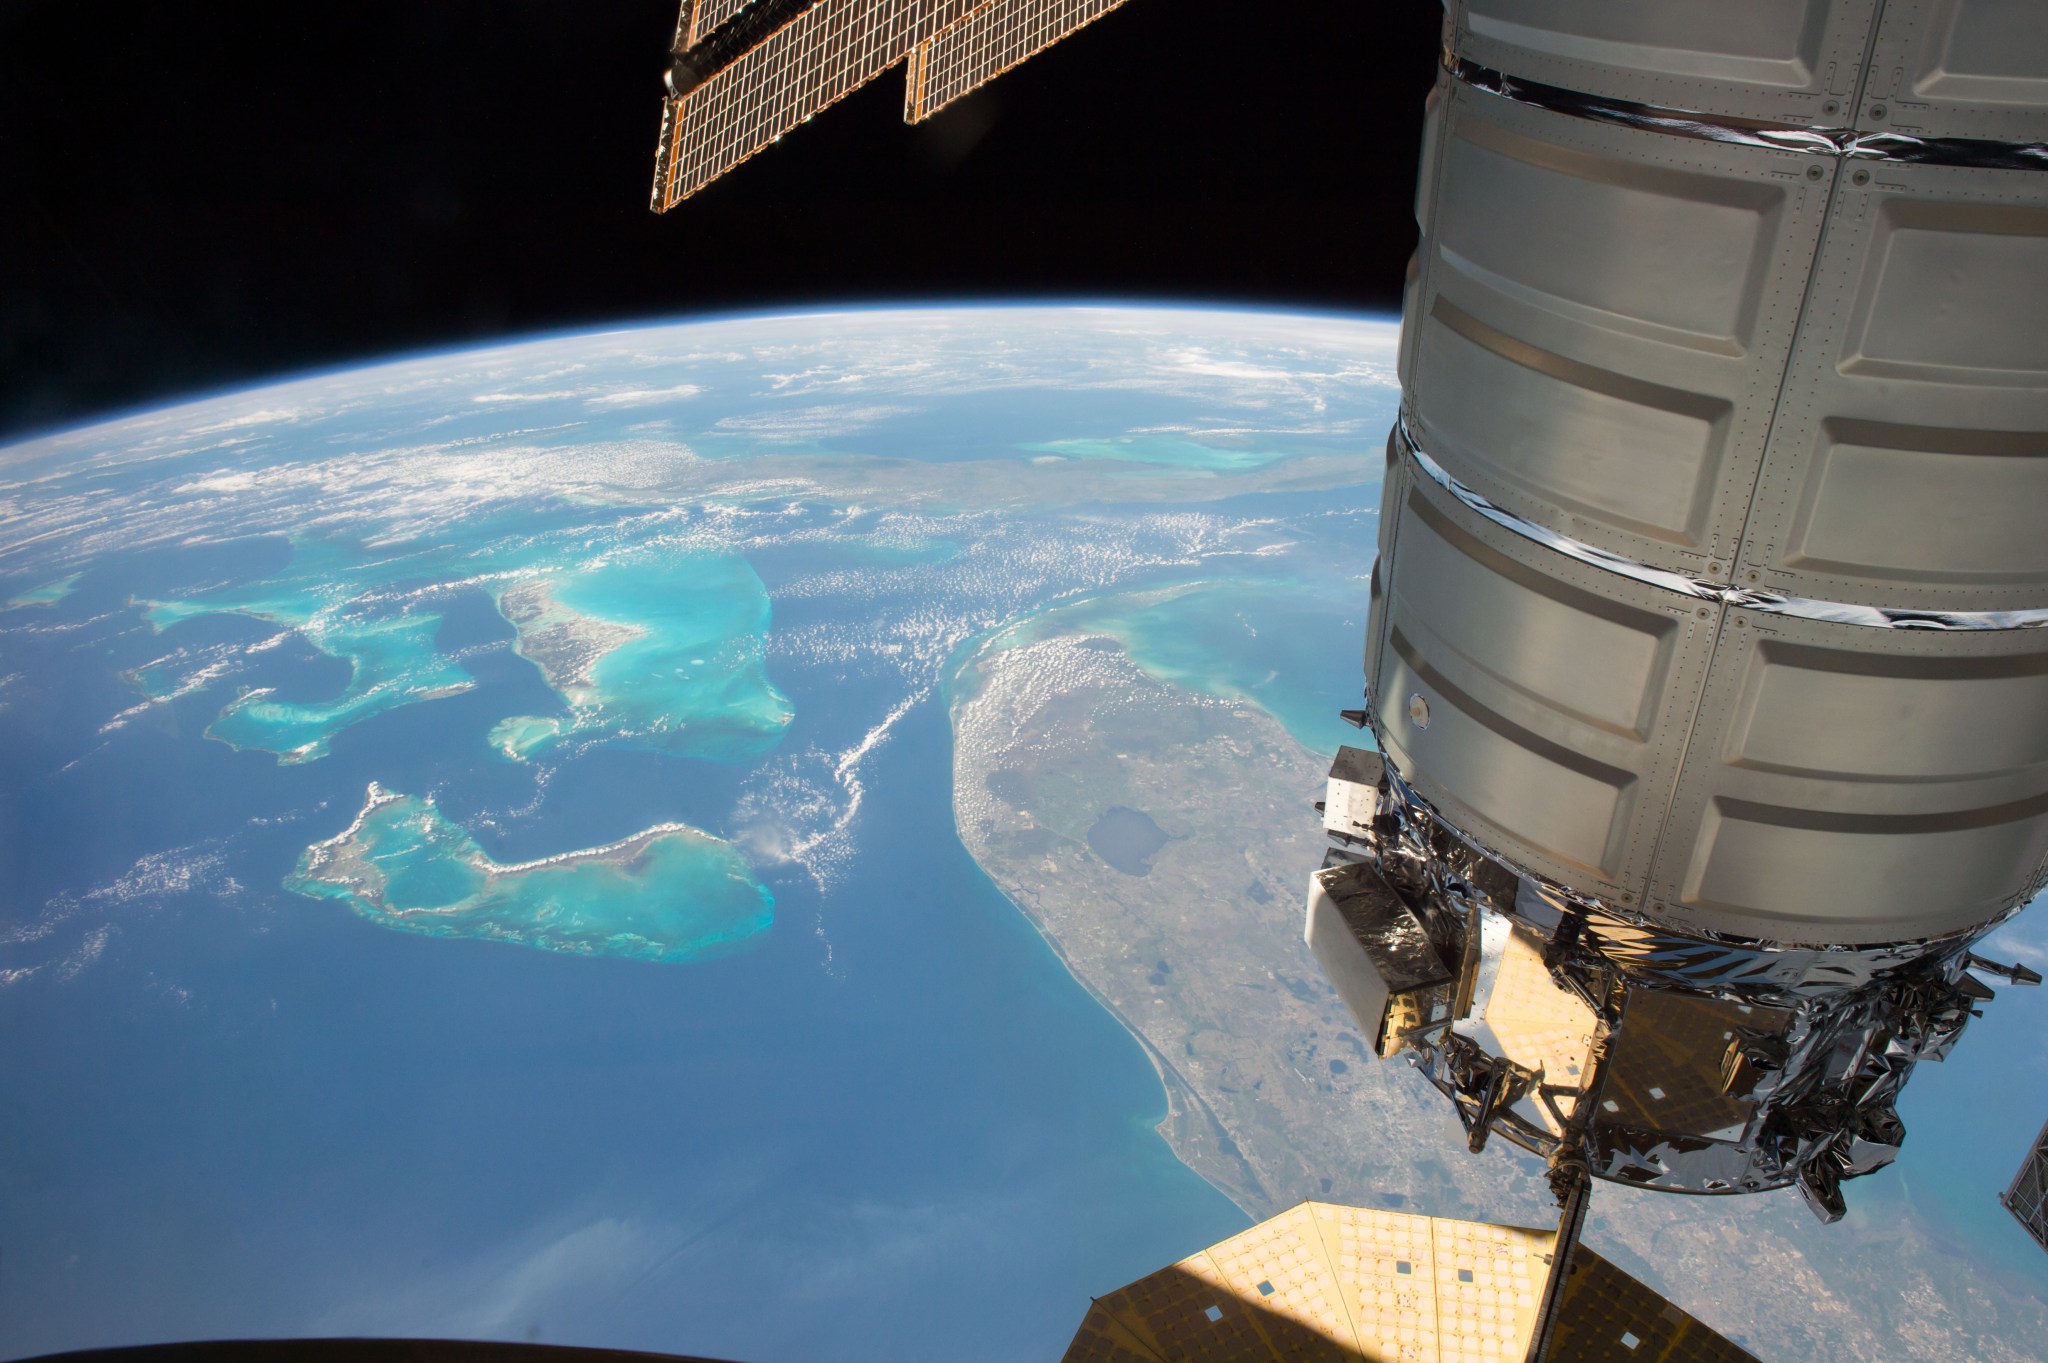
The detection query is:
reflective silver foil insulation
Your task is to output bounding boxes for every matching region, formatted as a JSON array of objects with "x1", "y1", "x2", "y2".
[{"x1": 1308, "y1": 744, "x2": 2030, "y2": 1222}]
